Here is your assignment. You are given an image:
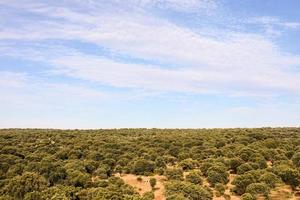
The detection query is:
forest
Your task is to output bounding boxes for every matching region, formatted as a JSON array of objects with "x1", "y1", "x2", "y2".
[{"x1": 1, "y1": 128, "x2": 300, "y2": 200}]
